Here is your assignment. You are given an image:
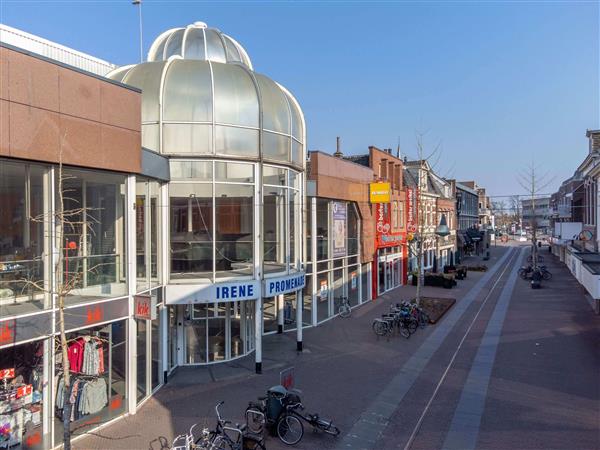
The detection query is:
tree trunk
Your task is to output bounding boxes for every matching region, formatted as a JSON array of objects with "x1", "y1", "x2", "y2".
[{"x1": 59, "y1": 294, "x2": 72, "y2": 450}]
